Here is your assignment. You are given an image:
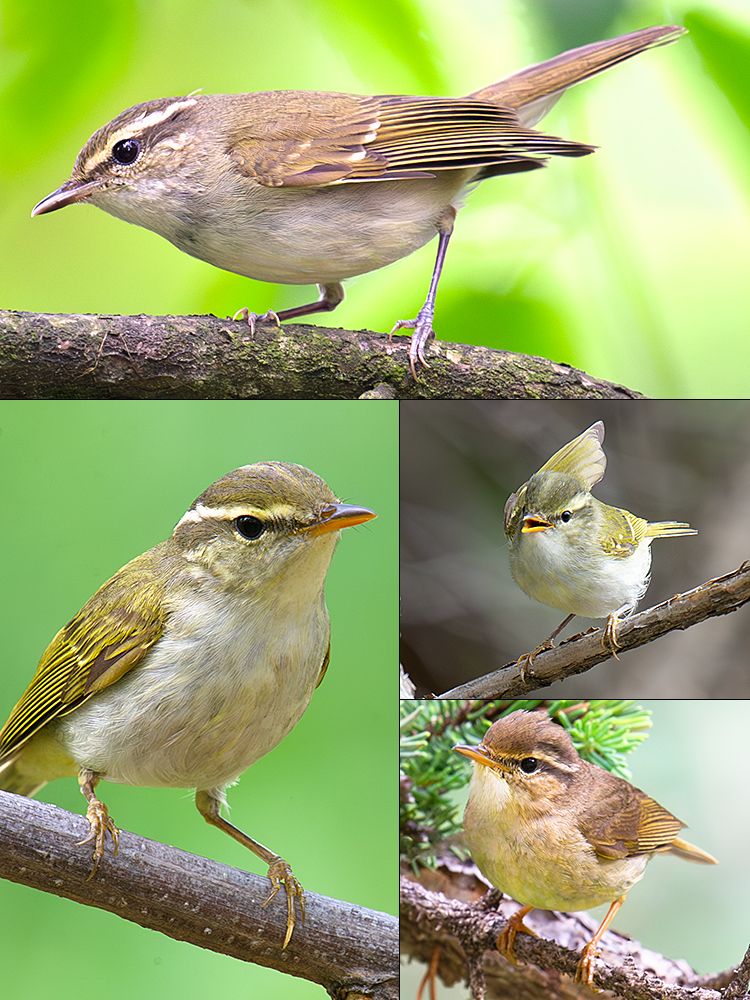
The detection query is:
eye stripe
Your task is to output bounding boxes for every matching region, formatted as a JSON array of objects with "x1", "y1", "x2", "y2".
[{"x1": 80, "y1": 98, "x2": 199, "y2": 174}]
